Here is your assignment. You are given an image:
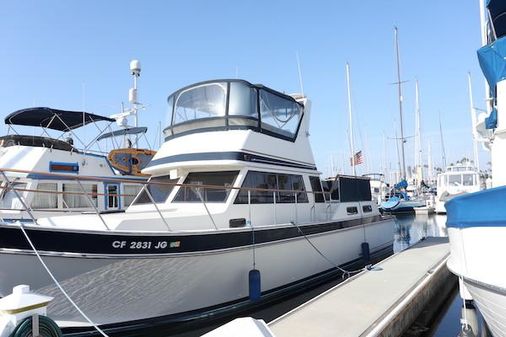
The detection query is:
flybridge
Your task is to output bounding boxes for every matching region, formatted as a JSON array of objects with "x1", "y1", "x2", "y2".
[{"x1": 164, "y1": 79, "x2": 305, "y2": 142}]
